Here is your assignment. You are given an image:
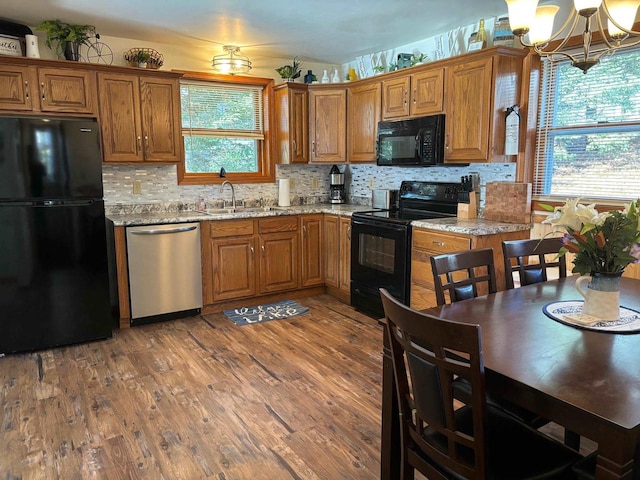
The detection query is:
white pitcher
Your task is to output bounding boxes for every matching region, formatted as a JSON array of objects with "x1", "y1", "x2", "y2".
[{"x1": 575, "y1": 275, "x2": 621, "y2": 321}]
